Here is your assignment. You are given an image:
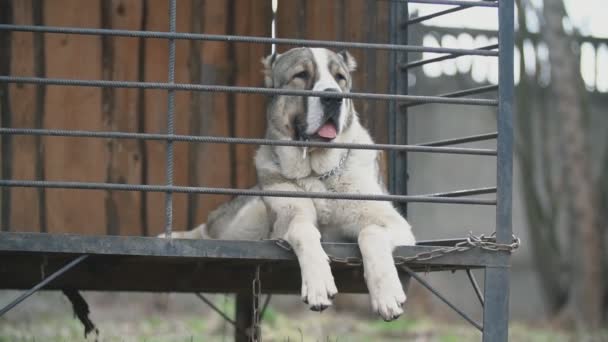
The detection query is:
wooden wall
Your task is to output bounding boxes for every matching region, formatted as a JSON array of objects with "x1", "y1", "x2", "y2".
[{"x1": 0, "y1": 0, "x2": 391, "y2": 236}]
